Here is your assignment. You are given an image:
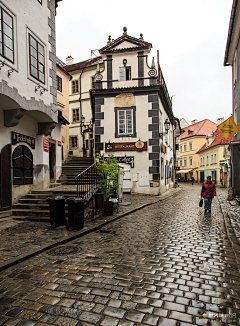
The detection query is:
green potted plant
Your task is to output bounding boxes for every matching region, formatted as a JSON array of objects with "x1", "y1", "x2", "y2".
[{"x1": 95, "y1": 153, "x2": 120, "y2": 215}]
